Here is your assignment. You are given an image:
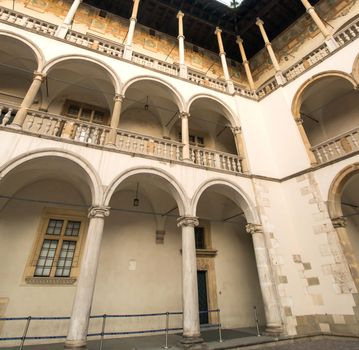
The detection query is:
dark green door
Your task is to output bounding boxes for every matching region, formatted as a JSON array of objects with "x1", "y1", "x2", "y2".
[{"x1": 197, "y1": 271, "x2": 209, "y2": 324}]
